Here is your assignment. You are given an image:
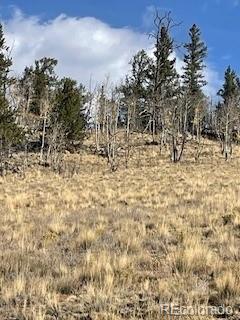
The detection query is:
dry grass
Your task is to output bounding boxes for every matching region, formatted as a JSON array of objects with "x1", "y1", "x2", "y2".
[{"x1": 0, "y1": 135, "x2": 240, "y2": 319}]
